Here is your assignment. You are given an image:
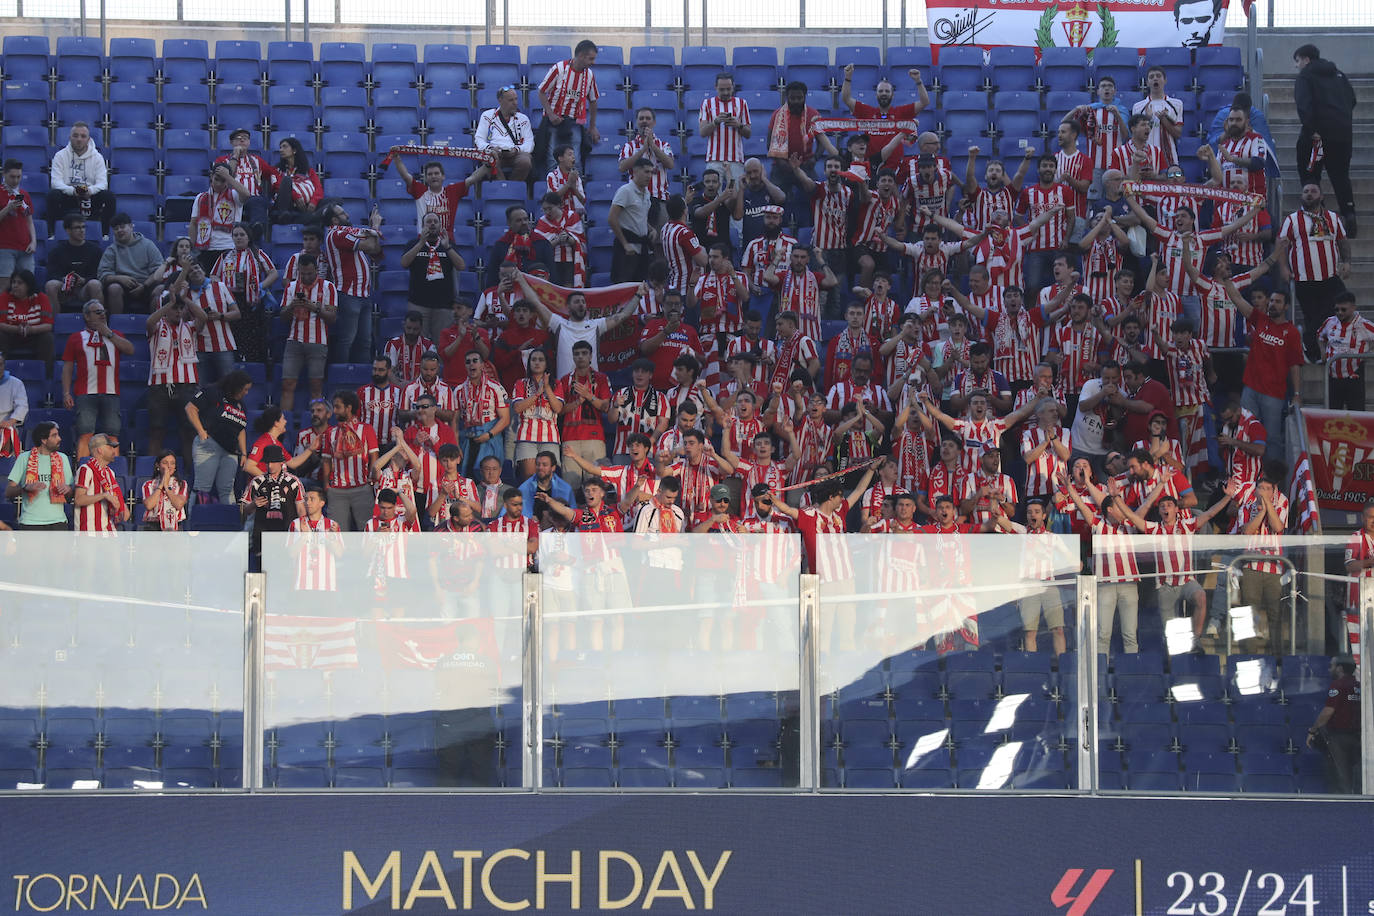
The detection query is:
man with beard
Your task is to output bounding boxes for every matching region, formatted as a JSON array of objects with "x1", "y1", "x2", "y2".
[
  {"x1": 1274, "y1": 183, "x2": 1353, "y2": 360},
  {"x1": 485, "y1": 206, "x2": 554, "y2": 287},
  {"x1": 1217, "y1": 278, "x2": 1303, "y2": 462},
  {"x1": 733, "y1": 157, "x2": 787, "y2": 249},
  {"x1": 766, "y1": 82, "x2": 839, "y2": 223},
  {"x1": 520, "y1": 274, "x2": 640, "y2": 377},
  {"x1": 786, "y1": 155, "x2": 869, "y2": 319},
  {"x1": 963, "y1": 145, "x2": 1034, "y2": 233},
  {"x1": 763, "y1": 246, "x2": 837, "y2": 344},
  {"x1": 841, "y1": 64, "x2": 931, "y2": 172},
  {"x1": 689, "y1": 167, "x2": 737, "y2": 259}
]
